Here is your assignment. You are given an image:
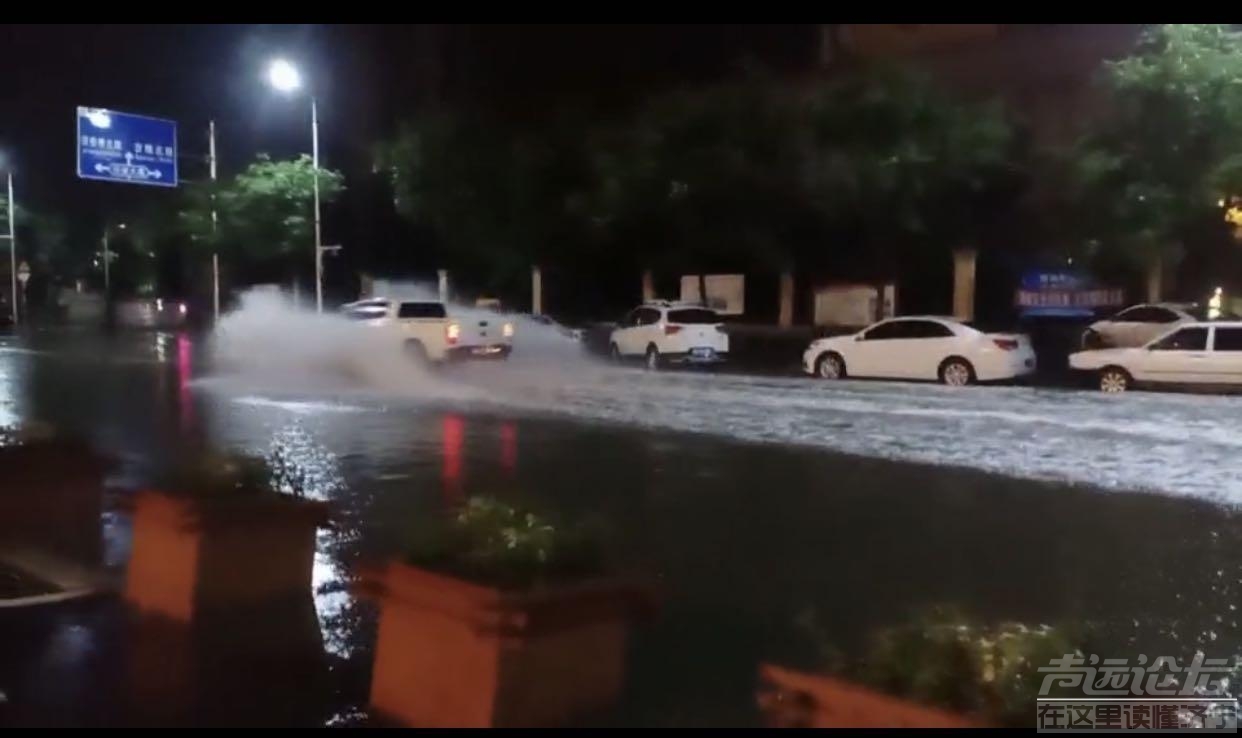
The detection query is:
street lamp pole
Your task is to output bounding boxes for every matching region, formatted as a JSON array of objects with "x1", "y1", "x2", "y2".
[
  {"x1": 209, "y1": 119, "x2": 220, "y2": 321},
  {"x1": 311, "y1": 96, "x2": 322, "y2": 314},
  {"x1": 101, "y1": 228, "x2": 111, "y2": 296},
  {"x1": 268, "y1": 59, "x2": 325, "y2": 314},
  {"x1": 5, "y1": 170, "x2": 16, "y2": 326}
]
